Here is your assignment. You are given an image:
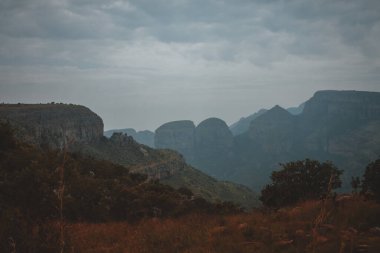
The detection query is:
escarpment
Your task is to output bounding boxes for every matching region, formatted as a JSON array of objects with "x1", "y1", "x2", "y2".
[{"x1": 0, "y1": 103, "x2": 103, "y2": 149}]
